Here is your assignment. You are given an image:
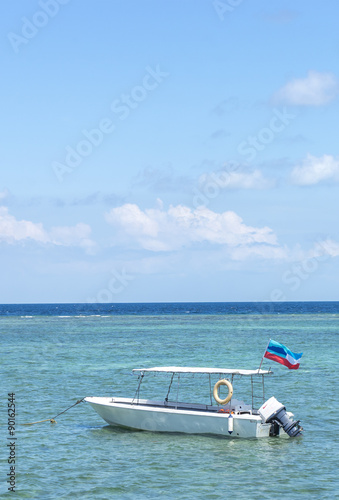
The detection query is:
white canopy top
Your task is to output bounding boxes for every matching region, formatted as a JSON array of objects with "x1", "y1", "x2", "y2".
[{"x1": 132, "y1": 366, "x2": 272, "y2": 376}]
